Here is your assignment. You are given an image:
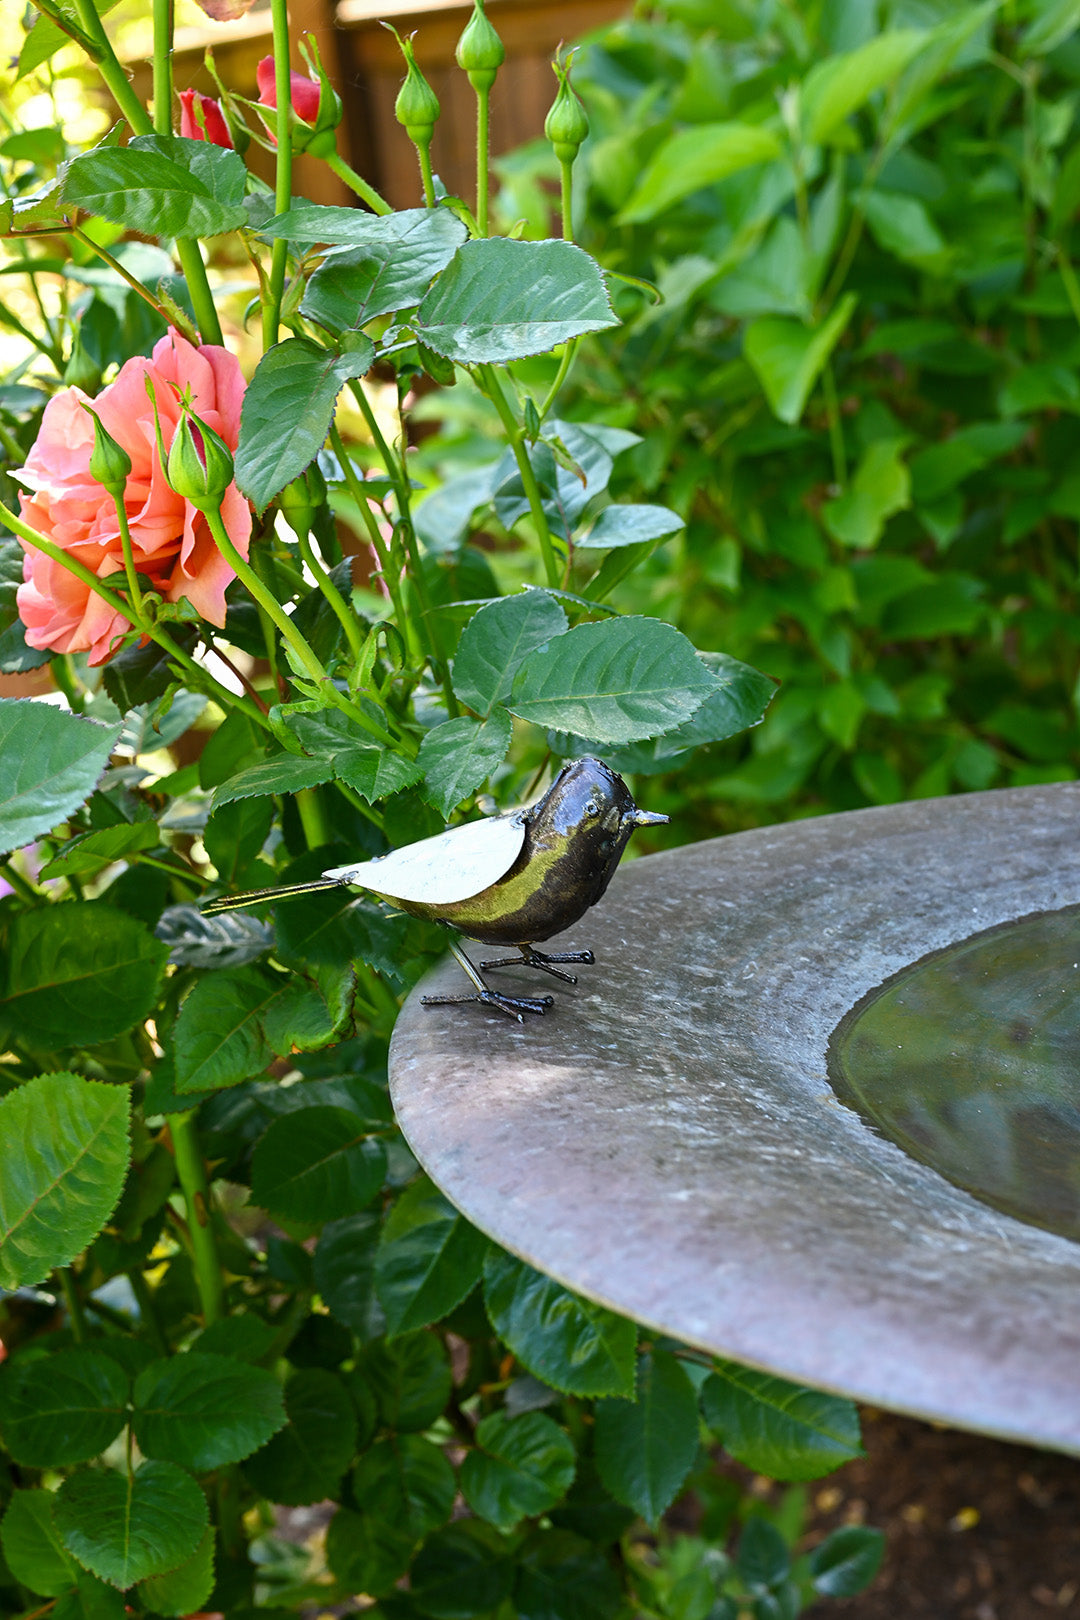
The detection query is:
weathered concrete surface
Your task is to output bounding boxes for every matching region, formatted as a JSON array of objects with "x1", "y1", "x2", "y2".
[{"x1": 388, "y1": 784, "x2": 1080, "y2": 1452}]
